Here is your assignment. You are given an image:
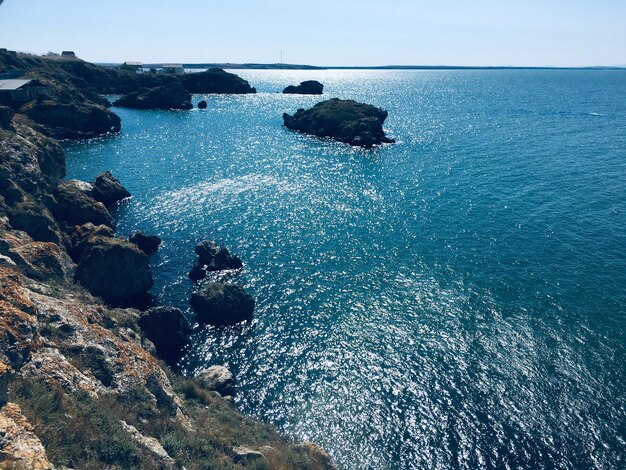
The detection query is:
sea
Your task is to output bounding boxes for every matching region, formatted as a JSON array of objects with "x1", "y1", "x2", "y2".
[{"x1": 63, "y1": 69, "x2": 626, "y2": 469}]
